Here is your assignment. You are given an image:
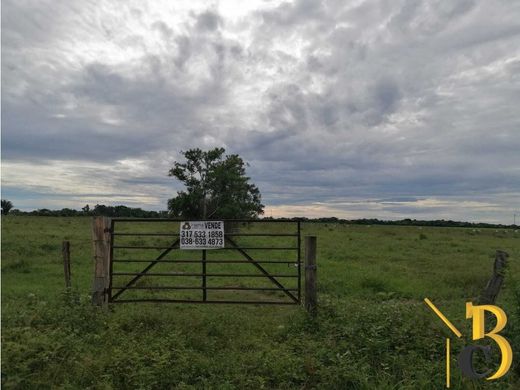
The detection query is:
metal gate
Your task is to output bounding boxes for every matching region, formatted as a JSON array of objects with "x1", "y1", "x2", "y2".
[{"x1": 108, "y1": 219, "x2": 301, "y2": 304}]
